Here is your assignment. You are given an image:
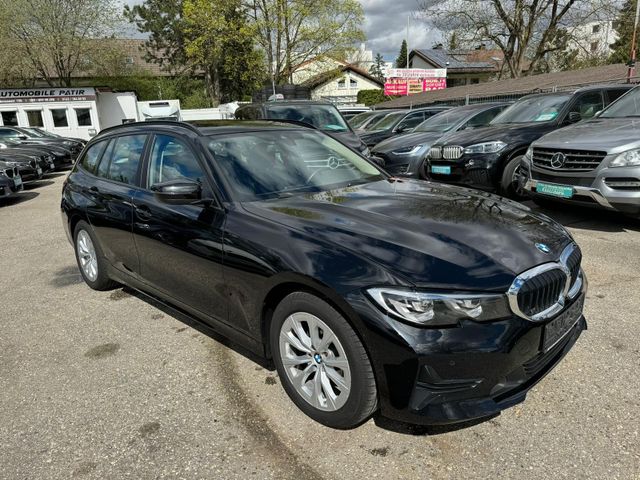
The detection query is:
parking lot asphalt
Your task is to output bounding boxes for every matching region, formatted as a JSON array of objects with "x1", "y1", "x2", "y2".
[{"x1": 1, "y1": 174, "x2": 639, "y2": 480}]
